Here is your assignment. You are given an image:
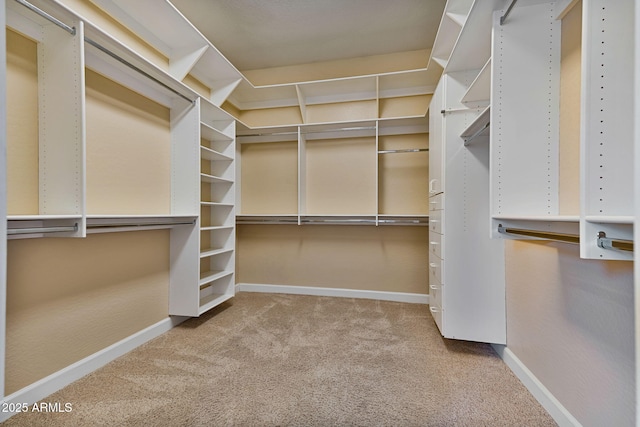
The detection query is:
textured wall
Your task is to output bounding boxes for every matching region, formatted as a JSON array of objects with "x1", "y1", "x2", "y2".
[
  {"x1": 505, "y1": 240, "x2": 634, "y2": 426},
  {"x1": 6, "y1": 231, "x2": 170, "y2": 394},
  {"x1": 237, "y1": 225, "x2": 429, "y2": 295}
]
